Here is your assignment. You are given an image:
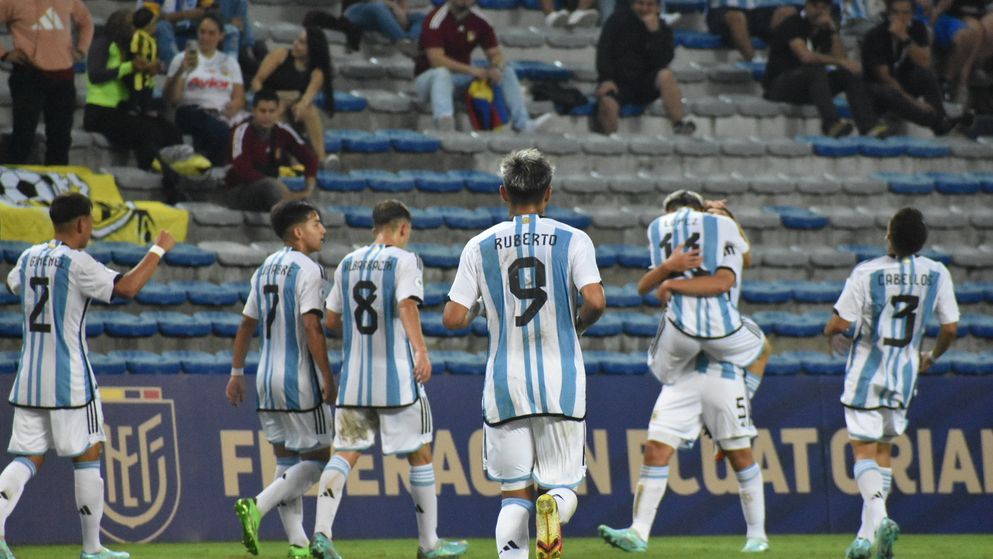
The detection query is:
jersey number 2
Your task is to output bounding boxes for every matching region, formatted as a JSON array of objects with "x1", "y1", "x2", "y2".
[
  {"x1": 509, "y1": 257, "x2": 547, "y2": 327},
  {"x1": 883, "y1": 294, "x2": 920, "y2": 348},
  {"x1": 29, "y1": 277, "x2": 51, "y2": 333}
]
